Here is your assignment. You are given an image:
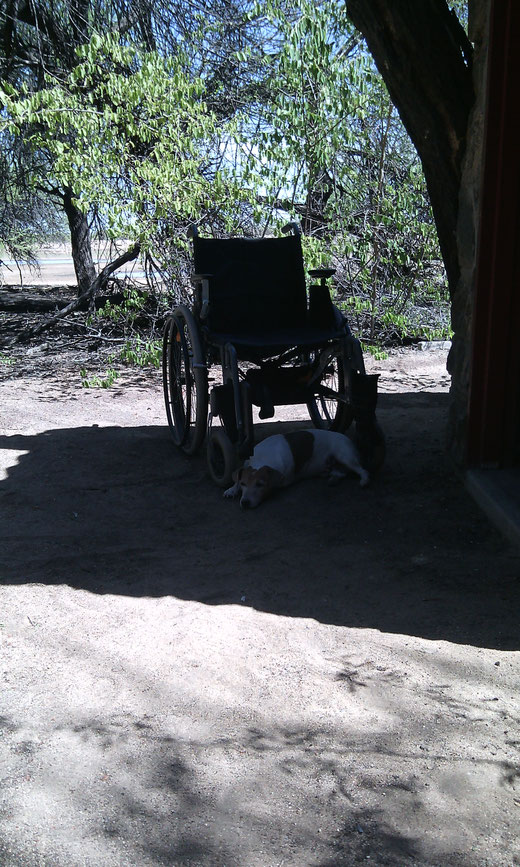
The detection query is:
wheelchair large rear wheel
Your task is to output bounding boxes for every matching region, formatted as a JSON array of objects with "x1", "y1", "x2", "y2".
[
  {"x1": 162, "y1": 306, "x2": 208, "y2": 455},
  {"x1": 307, "y1": 352, "x2": 354, "y2": 432}
]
